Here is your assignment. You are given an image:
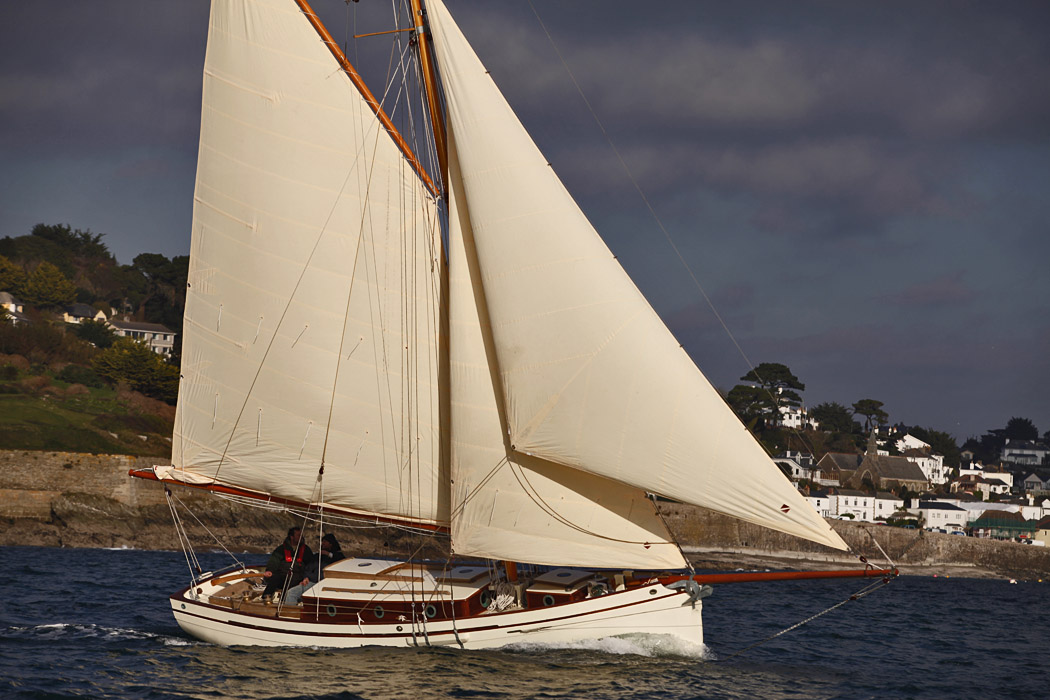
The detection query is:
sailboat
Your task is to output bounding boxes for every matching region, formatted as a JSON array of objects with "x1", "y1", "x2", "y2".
[{"x1": 131, "y1": 0, "x2": 889, "y2": 649}]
